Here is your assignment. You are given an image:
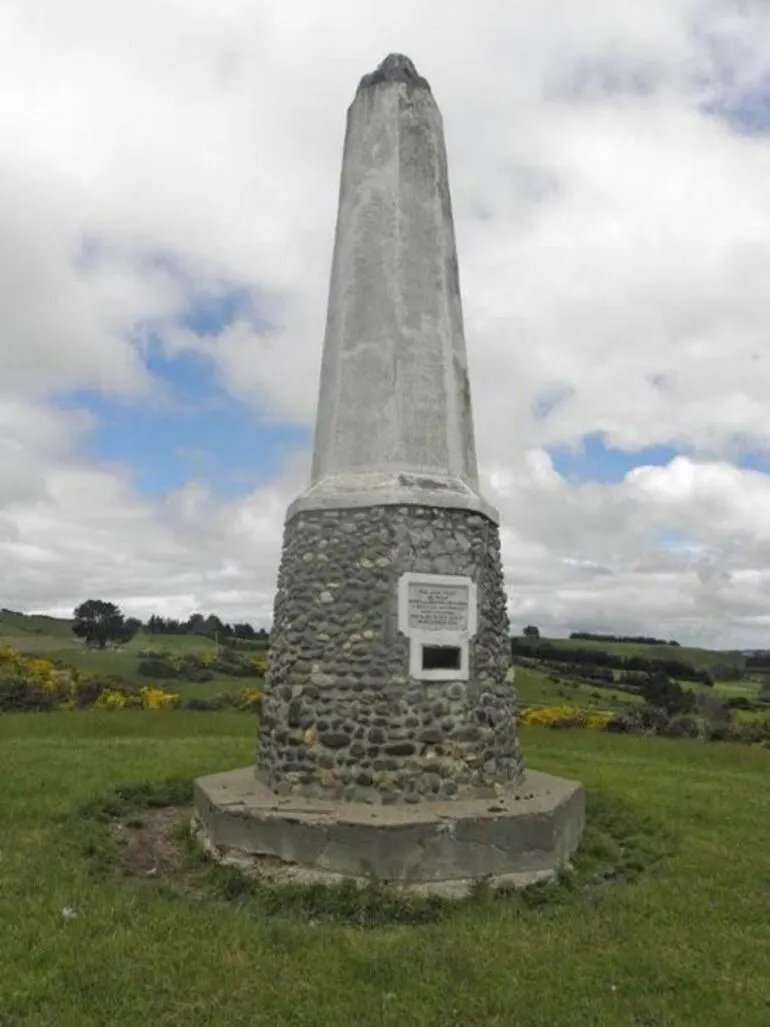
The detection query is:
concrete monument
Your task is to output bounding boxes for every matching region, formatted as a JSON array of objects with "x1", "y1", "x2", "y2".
[{"x1": 194, "y1": 54, "x2": 584, "y2": 895}]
